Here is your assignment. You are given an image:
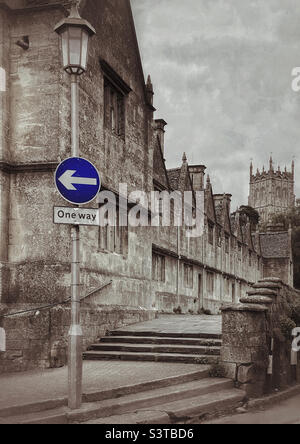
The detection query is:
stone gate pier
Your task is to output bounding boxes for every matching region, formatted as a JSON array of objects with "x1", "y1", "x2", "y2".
[{"x1": 221, "y1": 278, "x2": 300, "y2": 398}]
